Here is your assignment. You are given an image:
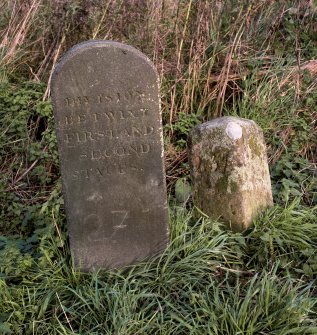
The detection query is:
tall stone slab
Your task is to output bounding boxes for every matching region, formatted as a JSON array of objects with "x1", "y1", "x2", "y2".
[
  {"x1": 188, "y1": 116, "x2": 273, "y2": 232},
  {"x1": 51, "y1": 40, "x2": 169, "y2": 270}
]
